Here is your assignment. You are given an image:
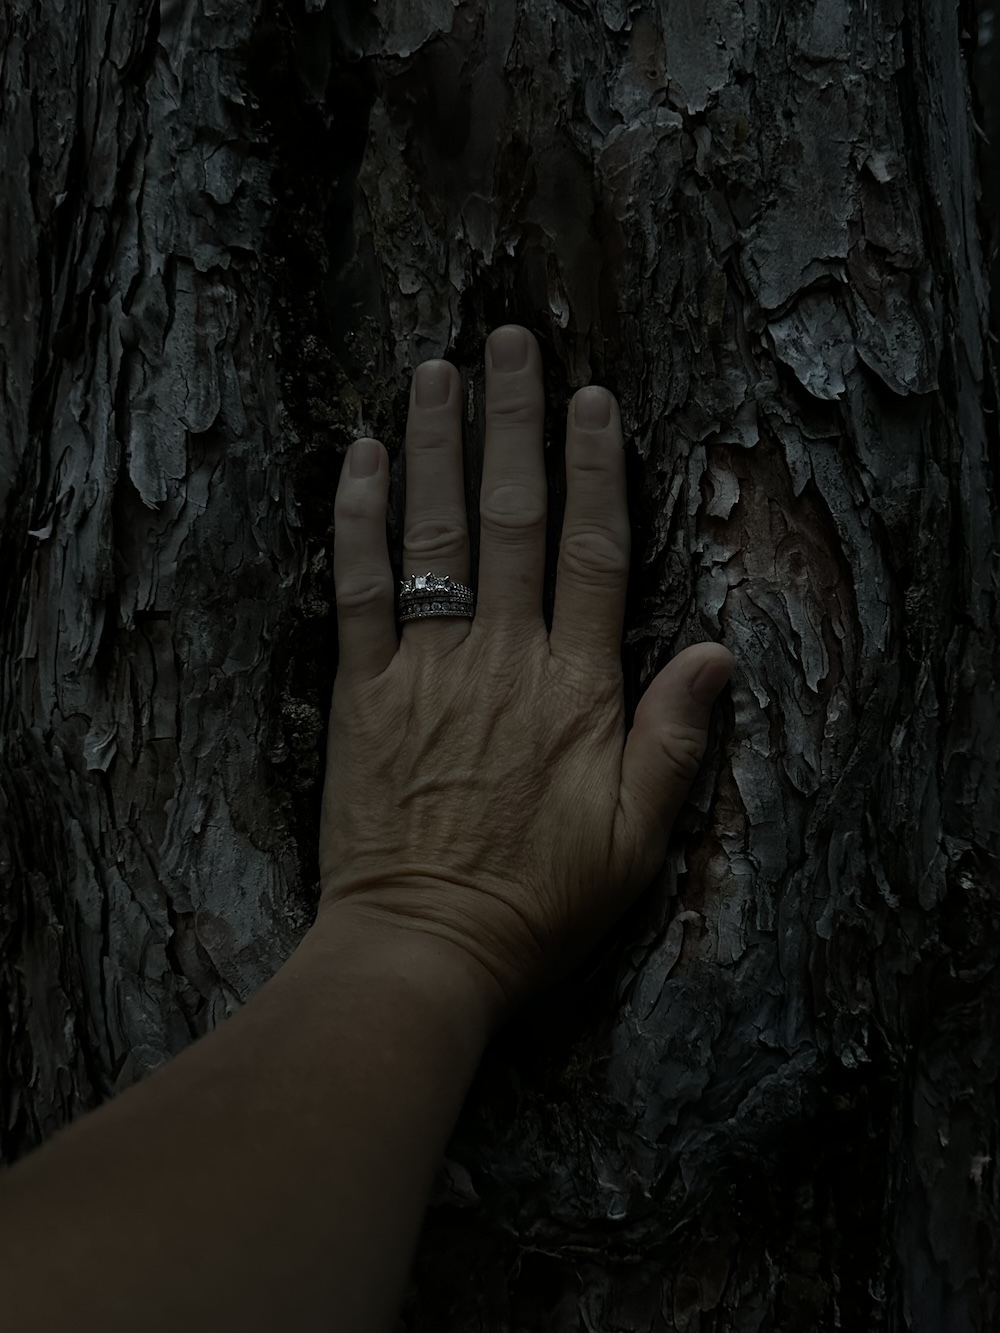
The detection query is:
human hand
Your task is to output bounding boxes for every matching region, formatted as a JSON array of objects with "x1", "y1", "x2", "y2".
[{"x1": 317, "y1": 326, "x2": 733, "y2": 1026}]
